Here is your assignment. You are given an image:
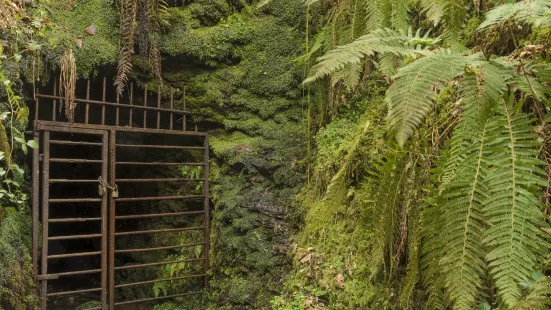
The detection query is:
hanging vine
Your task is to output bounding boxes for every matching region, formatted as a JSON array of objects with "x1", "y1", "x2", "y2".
[{"x1": 59, "y1": 49, "x2": 76, "y2": 123}]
